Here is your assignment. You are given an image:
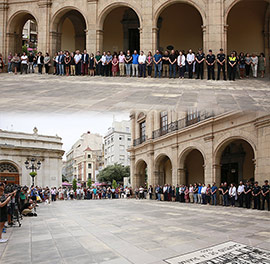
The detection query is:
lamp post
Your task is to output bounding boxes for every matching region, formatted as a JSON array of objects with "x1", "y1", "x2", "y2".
[{"x1": 25, "y1": 158, "x2": 41, "y2": 186}]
